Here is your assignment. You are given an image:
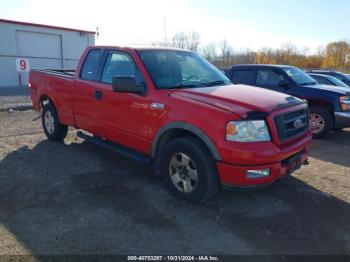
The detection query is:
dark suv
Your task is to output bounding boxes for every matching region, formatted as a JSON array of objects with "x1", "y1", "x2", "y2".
[
  {"x1": 306, "y1": 70, "x2": 350, "y2": 87},
  {"x1": 226, "y1": 64, "x2": 350, "y2": 138}
]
